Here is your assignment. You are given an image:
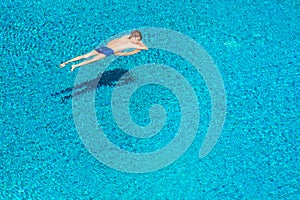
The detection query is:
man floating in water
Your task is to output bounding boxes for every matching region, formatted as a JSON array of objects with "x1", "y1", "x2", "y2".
[{"x1": 60, "y1": 30, "x2": 148, "y2": 72}]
